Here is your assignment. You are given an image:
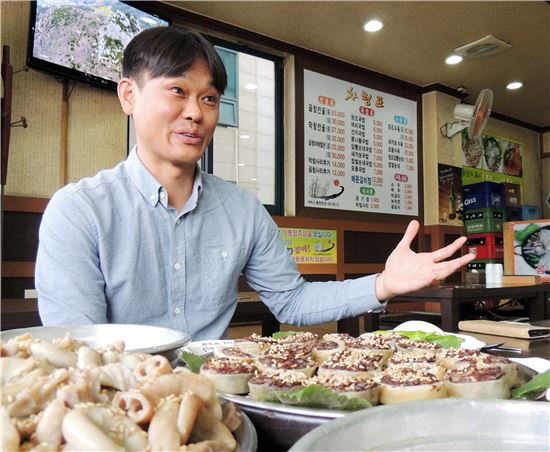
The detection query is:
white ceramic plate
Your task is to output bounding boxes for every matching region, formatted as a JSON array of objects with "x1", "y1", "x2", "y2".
[
  {"x1": 451, "y1": 332, "x2": 486, "y2": 350},
  {"x1": 360, "y1": 320, "x2": 486, "y2": 350},
  {"x1": 0, "y1": 324, "x2": 191, "y2": 356}
]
